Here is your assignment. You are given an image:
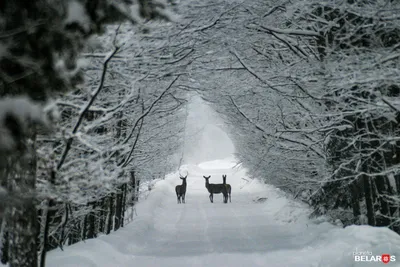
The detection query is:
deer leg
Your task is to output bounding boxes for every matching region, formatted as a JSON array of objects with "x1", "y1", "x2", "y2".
[
  {"x1": 209, "y1": 193, "x2": 213, "y2": 203},
  {"x1": 182, "y1": 194, "x2": 185, "y2": 204}
]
